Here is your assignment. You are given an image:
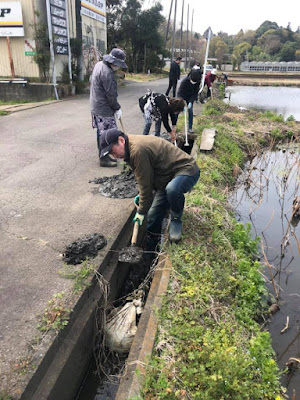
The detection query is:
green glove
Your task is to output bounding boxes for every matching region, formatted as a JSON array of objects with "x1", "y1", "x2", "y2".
[
  {"x1": 134, "y1": 194, "x2": 140, "y2": 206},
  {"x1": 133, "y1": 212, "x2": 144, "y2": 225}
]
